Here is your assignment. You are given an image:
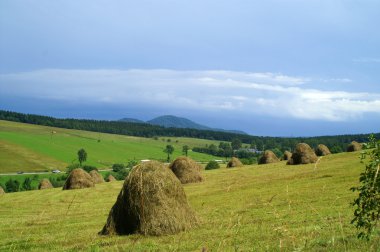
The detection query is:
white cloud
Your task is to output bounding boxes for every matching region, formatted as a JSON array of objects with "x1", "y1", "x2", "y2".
[{"x1": 1, "y1": 68, "x2": 379, "y2": 122}]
